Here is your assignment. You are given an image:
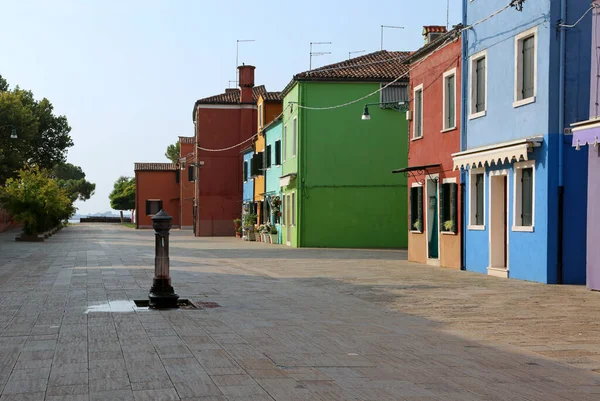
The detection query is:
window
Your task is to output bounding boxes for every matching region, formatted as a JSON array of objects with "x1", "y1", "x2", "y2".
[
  {"x1": 258, "y1": 104, "x2": 263, "y2": 127},
  {"x1": 243, "y1": 161, "x2": 248, "y2": 182},
  {"x1": 283, "y1": 126, "x2": 287, "y2": 162},
  {"x1": 145, "y1": 200, "x2": 162, "y2": 216},
  {"x1": 282, "y1": 195, "x2": 286, "y2": 225},
  {"x1": 470, "y1": 51, "x2": 487, "y2": 118},
  {"x1": 175, "y1": 170, "x2": 180, "y2": 184},
  {"x1": 380, "y1": 84, "x2": 409, "y2": 106},
  {"x1": 266, "y1": 145, "x2": 272, "y2": 169},
  {"x1": 188, "y1": 166, "x2": 195, "y2": 182},
  {"x1": 274, "y1": 140, "x2": 282, "y2": 165},
  {"x1": 469, "y1": 169, "x2": 485, "y2": 228},
  {"x1": 514, "y1": 27, "x2": 537, "y2": 107},
  {"x1": 443, "y1": 69, "x2": 456, "y2": 130},
  {"x1": 410, "y1": 186, "x2": 423, "y2": 232},
  {"x1": 291, "y1": 193, "x2": 296, "y2": 226},
  {"x1": 413, "y1": 84, "x2": 423, "y2": 139},
  {"x1": 251, "y1": 152, "x2": 264, "y2": 177},
  {"x1": 292, "y1": 118, "x2": 297, "y2": 157},
  {"x1": 513, "y1": 161, "x2": 535, "y2": 231},
  {"x1": 440, "y1": 182, "x2": 458, "y2": 233}
]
